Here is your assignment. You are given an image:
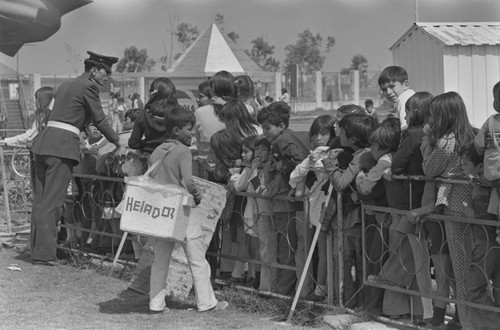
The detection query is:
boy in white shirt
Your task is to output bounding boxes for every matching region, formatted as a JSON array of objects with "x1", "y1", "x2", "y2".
[{"x1": 378, "y1": 66, "x2": 415, "y2": 129}]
